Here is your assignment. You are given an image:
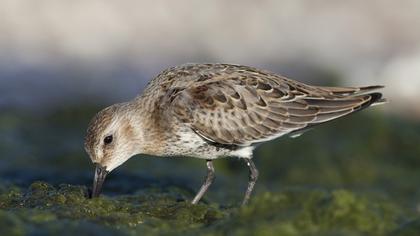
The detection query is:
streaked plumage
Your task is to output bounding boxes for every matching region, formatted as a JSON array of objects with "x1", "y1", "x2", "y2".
[{"x1": 85, "y1": 63, "x2": 385, "y2": 205}]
